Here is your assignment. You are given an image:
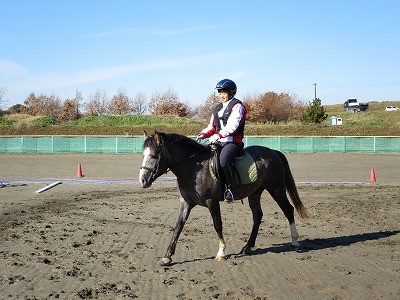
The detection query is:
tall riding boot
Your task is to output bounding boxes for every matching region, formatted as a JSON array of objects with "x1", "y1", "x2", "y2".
[{"x1": 222, "y1": 165, "x2": 235, "y2": 202}]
